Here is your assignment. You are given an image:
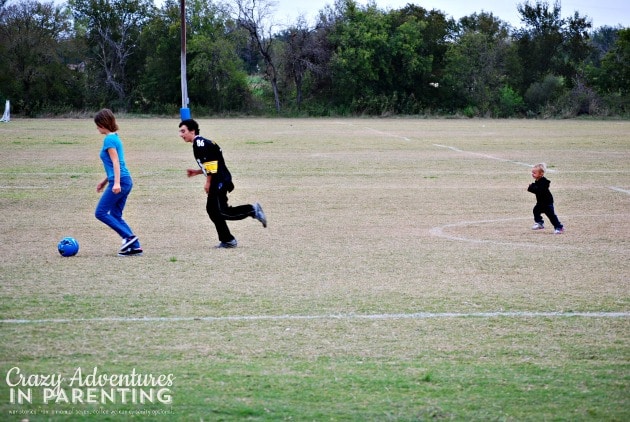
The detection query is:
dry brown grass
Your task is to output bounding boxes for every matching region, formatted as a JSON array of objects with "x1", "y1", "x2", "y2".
[
  {"x1": 3, "y1": 118, "x2": 627, "y2": 315},
  {"x1": 0, "y1": 117, "x2": 628, "y2": 420}
]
